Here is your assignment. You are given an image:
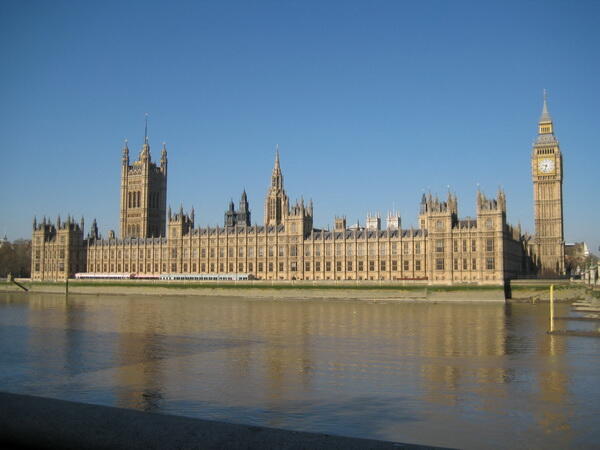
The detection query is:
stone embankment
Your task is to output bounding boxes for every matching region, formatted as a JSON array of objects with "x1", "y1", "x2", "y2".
[
  {"x1": 509, "y1": 279, "x2": 592, "y2": 302},
  {"x1": 3, "y1": 278, "x2": 593, "y2": 302},
  {"x1": 1, "y1": 279, "x2": 507, "y2": 302}
]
